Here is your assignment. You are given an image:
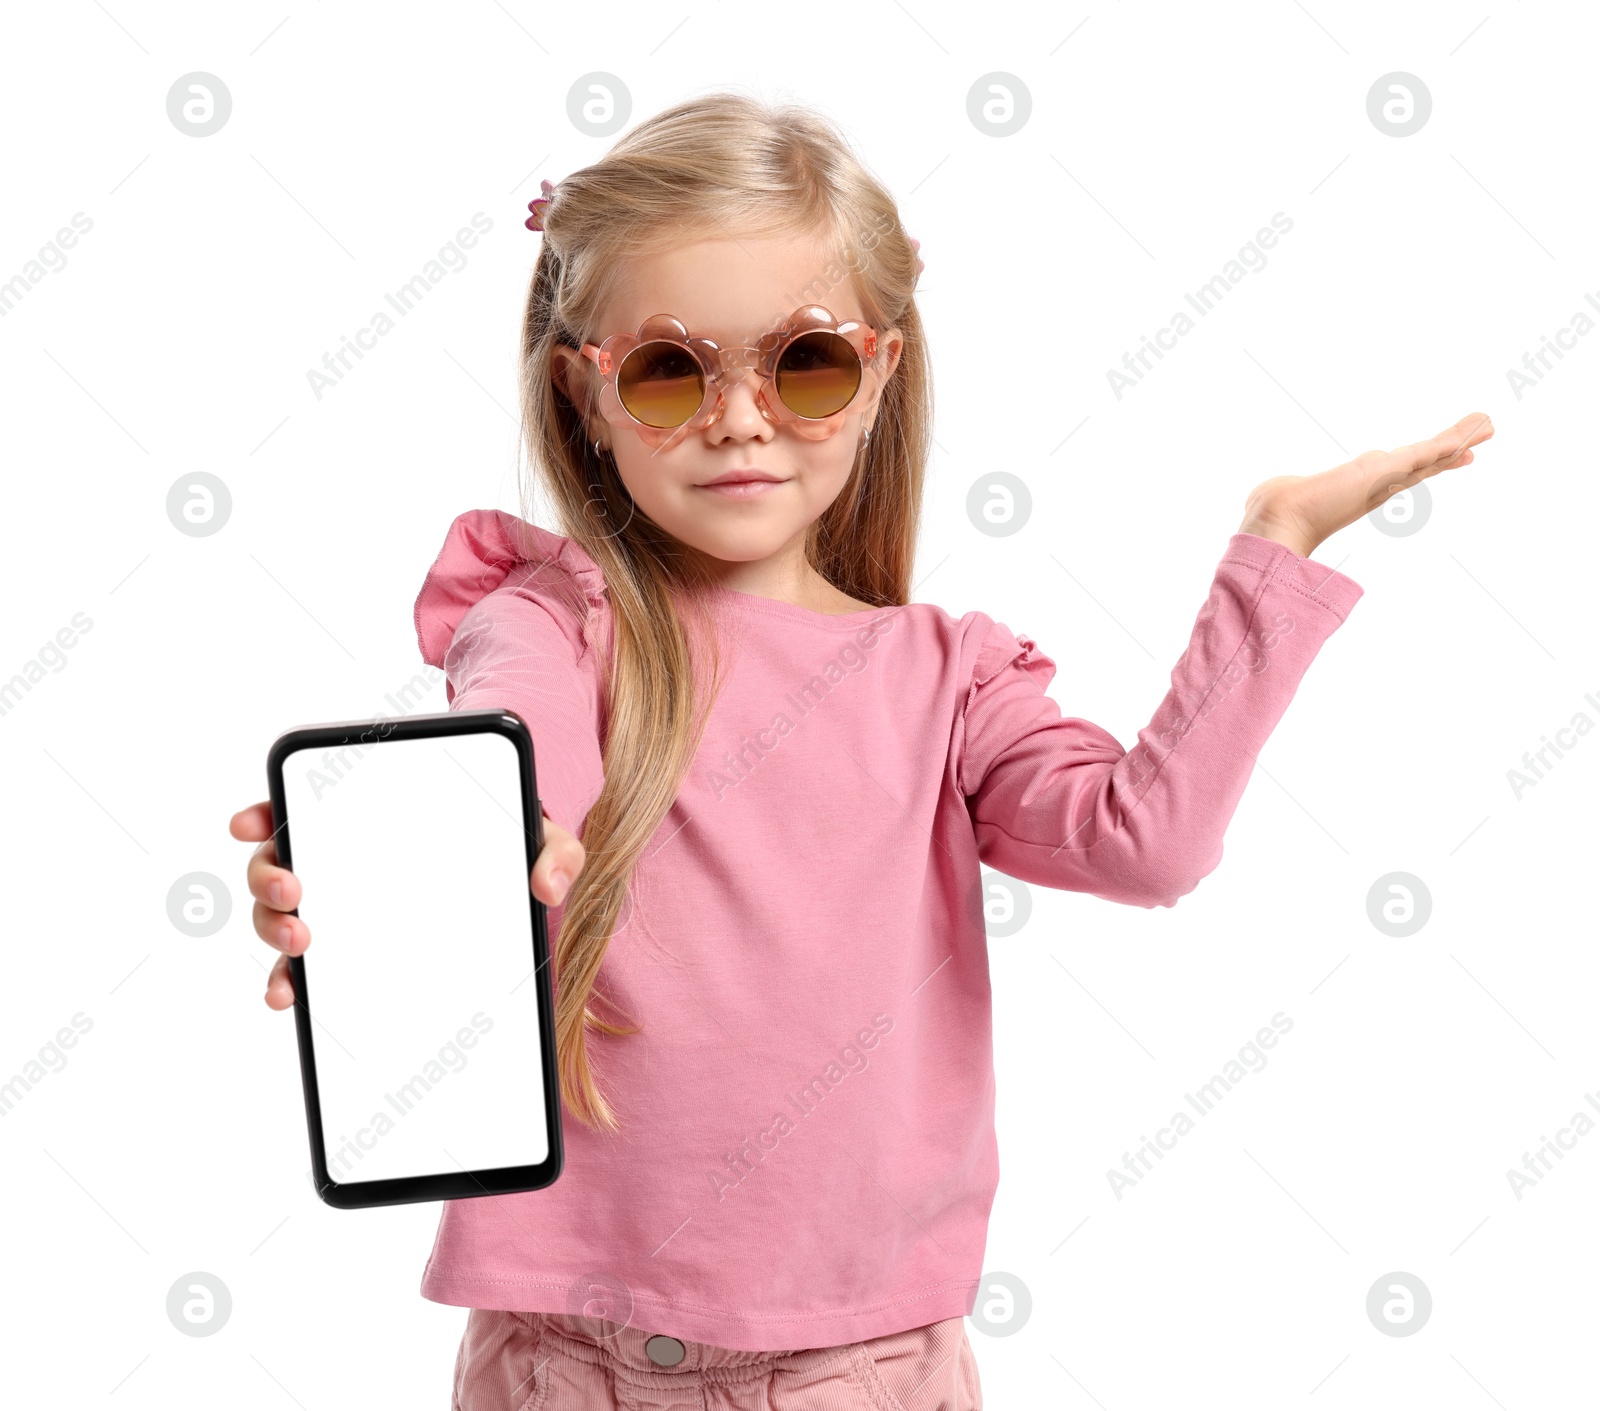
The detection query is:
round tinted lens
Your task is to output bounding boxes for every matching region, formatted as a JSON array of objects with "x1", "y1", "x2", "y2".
[
  {"x1": 774, "y1": 331, "x2": 861, "y2": 419},
  {"x1": 617, "y1": 342, "x2": 706, "y2": 428}
]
